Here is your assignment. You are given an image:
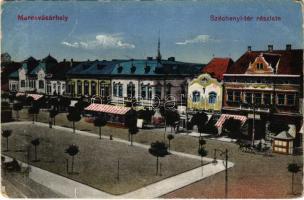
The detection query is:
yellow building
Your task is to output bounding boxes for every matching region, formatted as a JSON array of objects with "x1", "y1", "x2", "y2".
[{"x1": 187, "y1": 73, "x2": 222, "y2": 111}]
